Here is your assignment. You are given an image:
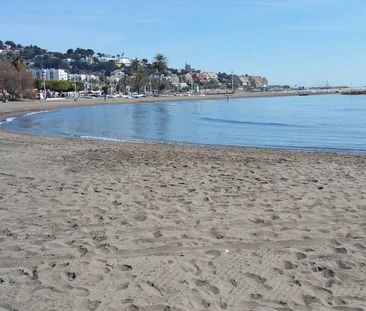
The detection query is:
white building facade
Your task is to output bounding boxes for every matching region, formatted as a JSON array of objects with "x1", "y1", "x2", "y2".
[
  {"x1": 68, "y1": 74, "x2": 98, "y2": 82},
  {"x1": 32, "y1": 69, "x2": 68, "y2": 81},
  {"x1": 97, "y1": 56, "x2": 131, "y2": 66}
]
